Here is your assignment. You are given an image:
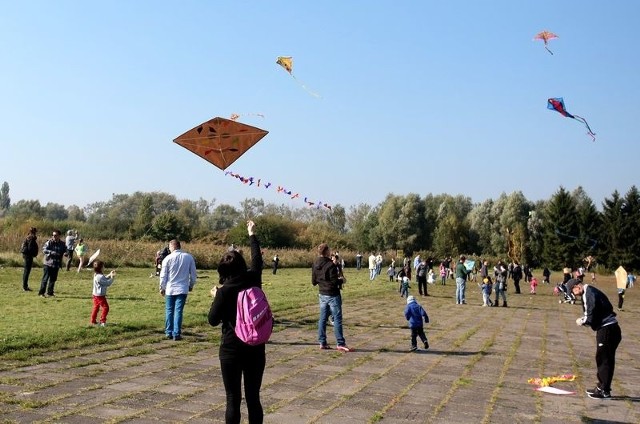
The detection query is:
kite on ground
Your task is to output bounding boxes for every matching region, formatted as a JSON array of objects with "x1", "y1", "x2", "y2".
[
  {"x1": 547, "y1": 98, "x2": 596, "y2": 142},
  {"x1": 528, "y1": 374, "x2": 576, "y2": 395},
  {"x1": 534, "y1": 30, "x2": 558, "y2": 55},
  {"x1": 276, "y1": 56, "x2": 321, "y2": 98},
  {"x1": 173, "y1": 117, "x2": 269, "y2": 171}
]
